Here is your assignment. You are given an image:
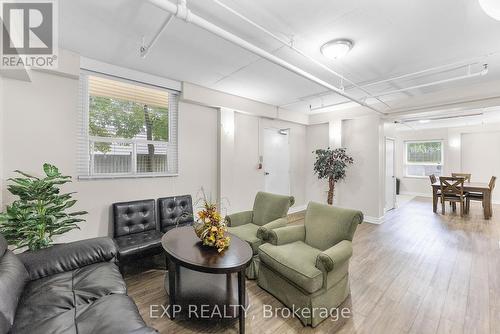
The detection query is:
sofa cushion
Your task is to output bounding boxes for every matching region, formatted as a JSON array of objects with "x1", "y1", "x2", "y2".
[
  {"x1": 18, "y1": 237, "x2": 118, "y2": 281},
  {"x1": 0, "y1": 250, "x2": 28, "y2": 333},
  {"x1": 13, "y1": 293, "x2": 152, "y2": 334},
  {"x1": 259, "y1": 241, "x2": 323, "y2": 293},
  {"x1": 75, "y1": 294, "x2": 155, "y2": 334},
  {"x1": 228, "y1": 223, "x2": 261, "y2": 254},
  {"x1": 252, "y1": 192, "x2": 294, "y2": 226},
  {"x1": 115, "y1": 230, "x2": 163, "y2": 258},
  {"x1": 12, "y1": 262, "x2": 126, "y2": 333}
]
